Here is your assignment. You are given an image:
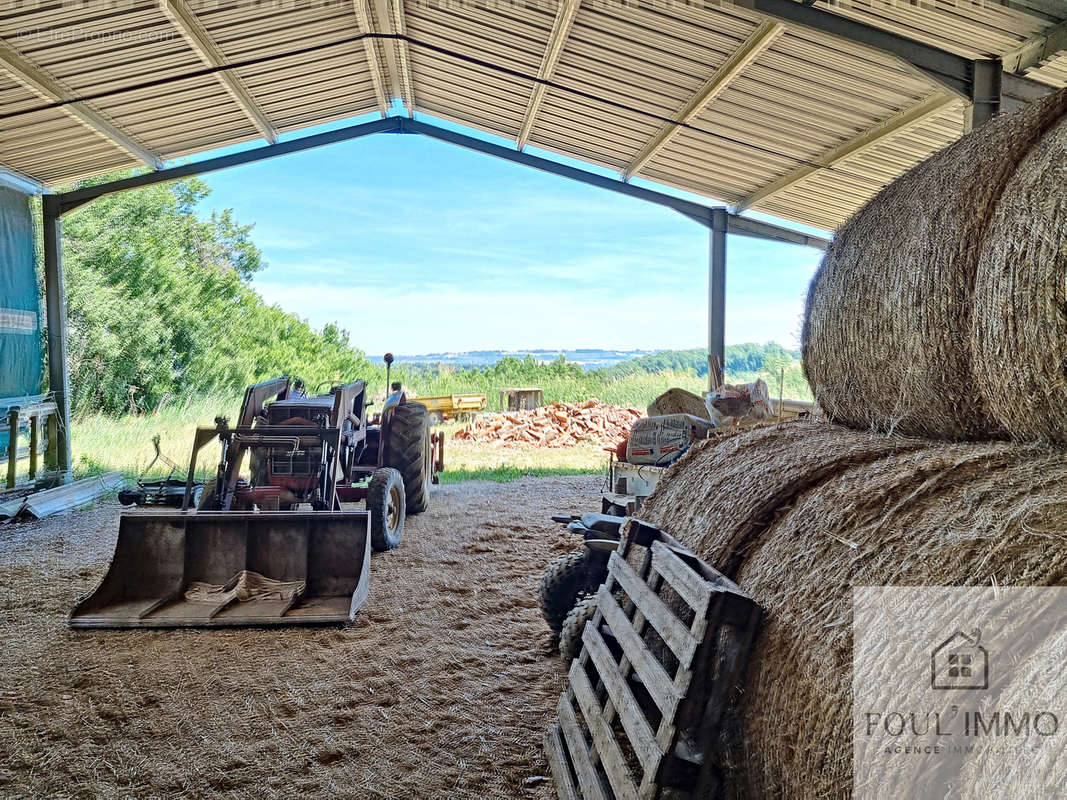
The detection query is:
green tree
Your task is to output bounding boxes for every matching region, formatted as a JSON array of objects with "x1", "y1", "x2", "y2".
[{"x1": 60, "y1": 172, "x2": 372, "y2": 414}]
